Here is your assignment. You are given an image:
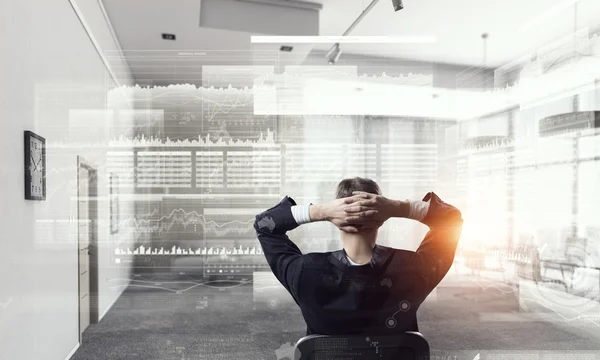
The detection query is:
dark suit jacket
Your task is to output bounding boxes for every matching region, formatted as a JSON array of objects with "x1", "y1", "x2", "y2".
[{"x1": 254, "y1": 192, "x2": 463, "y2": 336}]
